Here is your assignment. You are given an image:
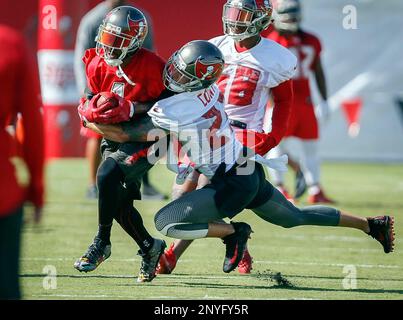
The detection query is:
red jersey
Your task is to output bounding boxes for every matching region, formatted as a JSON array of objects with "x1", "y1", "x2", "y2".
[
  {"x1": 83, "y1": 48, "x2": 166, "y2": 103},
  {"x1": 265, "y1": 29, "x2": 322, "y2": 103},
  {"x1": 0, "y1": 25, "x2": 44, "y2": 216}
]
